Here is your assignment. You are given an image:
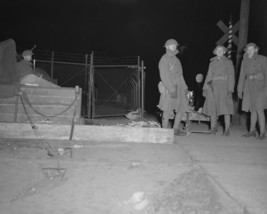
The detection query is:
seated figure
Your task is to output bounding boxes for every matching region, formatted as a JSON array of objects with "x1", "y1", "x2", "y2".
[{"x1": 17, "y1": 49, "x2": 59, "y2": 88}]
